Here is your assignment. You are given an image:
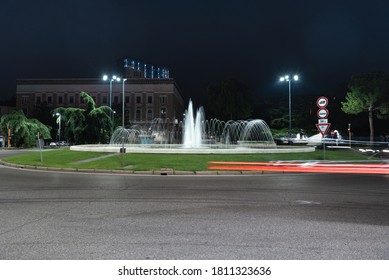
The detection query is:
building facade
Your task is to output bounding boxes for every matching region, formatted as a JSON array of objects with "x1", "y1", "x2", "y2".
[
  {"x1": 16, "y1": 77, "x2": 185, "y2": 125},
  {"x1": 0, "y1": 105, "x2": 15, "y2": 117}
]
